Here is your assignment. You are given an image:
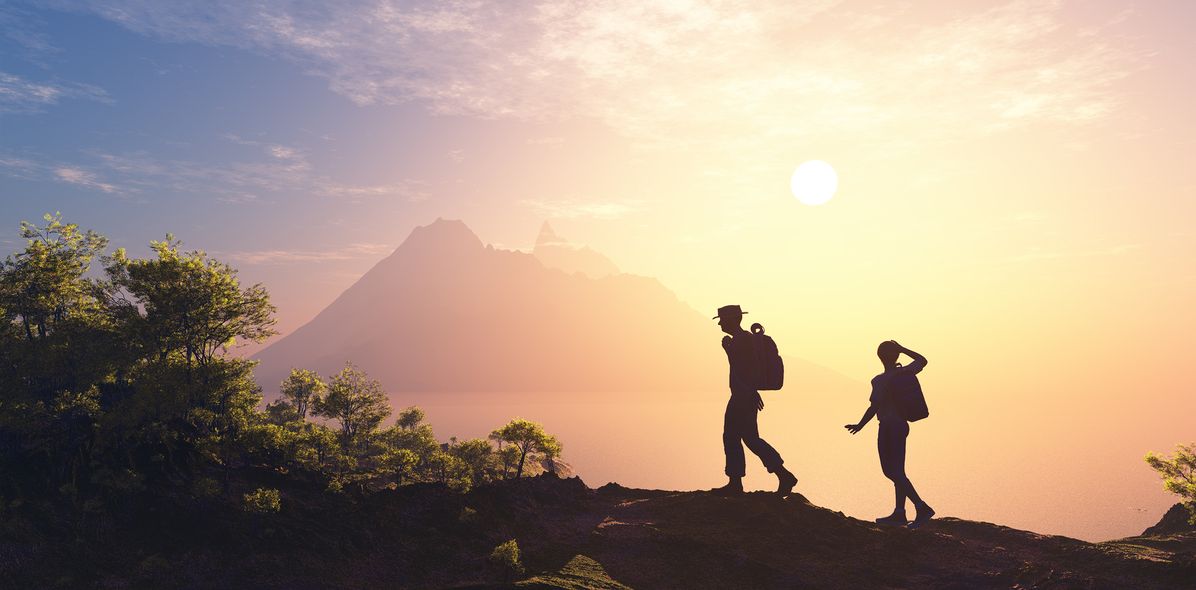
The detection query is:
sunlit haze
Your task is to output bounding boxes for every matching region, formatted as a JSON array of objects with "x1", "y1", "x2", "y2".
[{"x1": 2, "y1": 1, "x2": 1195, "y2": 543}]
